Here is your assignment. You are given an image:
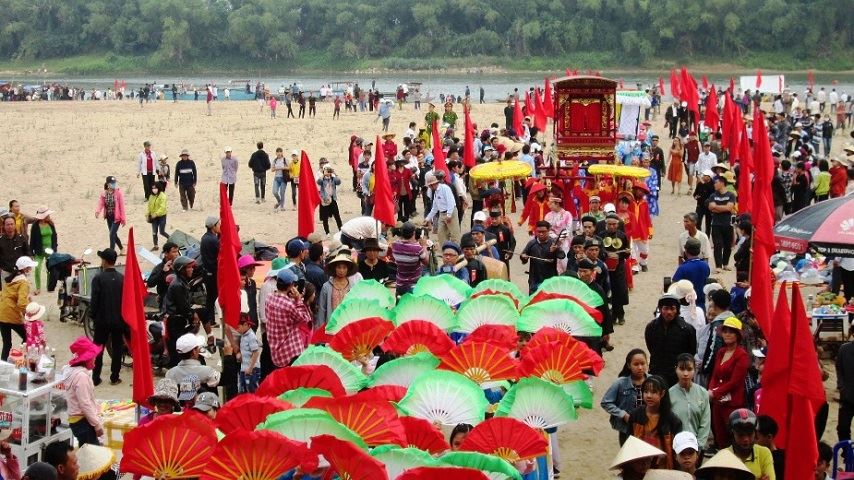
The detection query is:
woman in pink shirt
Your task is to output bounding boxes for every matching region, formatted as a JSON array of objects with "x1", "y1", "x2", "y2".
[
  {"x1": 94, "y1": 176, "x2": 126, "y2": 255},
  {"x1": 63, "y1": 336, "x2": 104, "y2": 446}
]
